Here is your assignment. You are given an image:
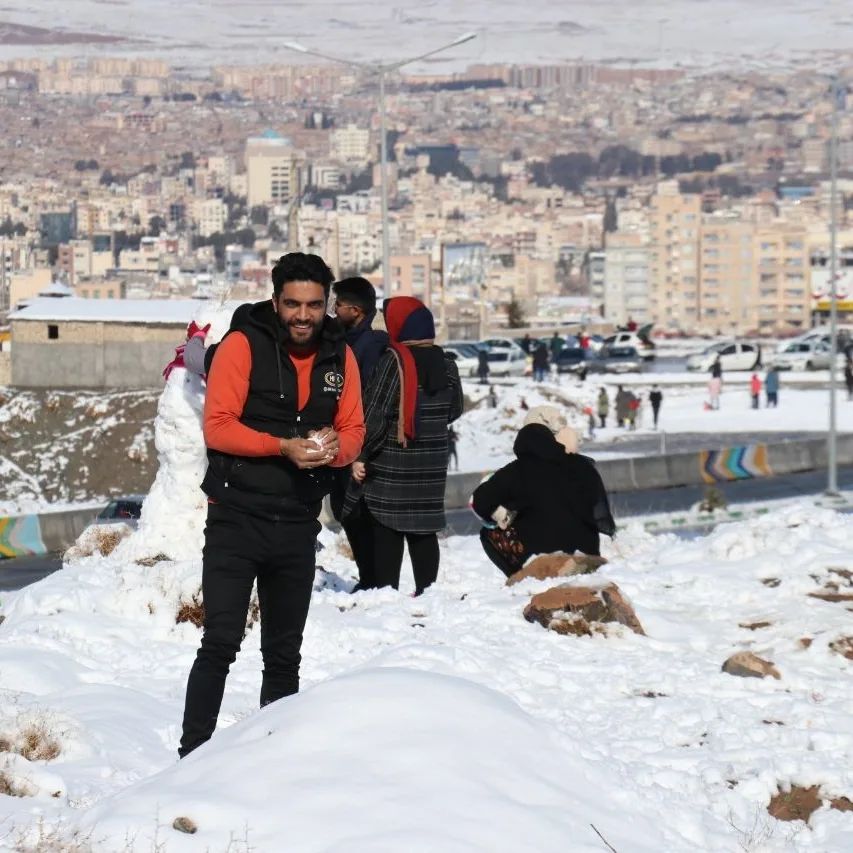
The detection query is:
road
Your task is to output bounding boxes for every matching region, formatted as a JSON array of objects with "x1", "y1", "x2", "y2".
[{"x1": 3, "y1": 465, "x2": 852, "y2": 590}]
